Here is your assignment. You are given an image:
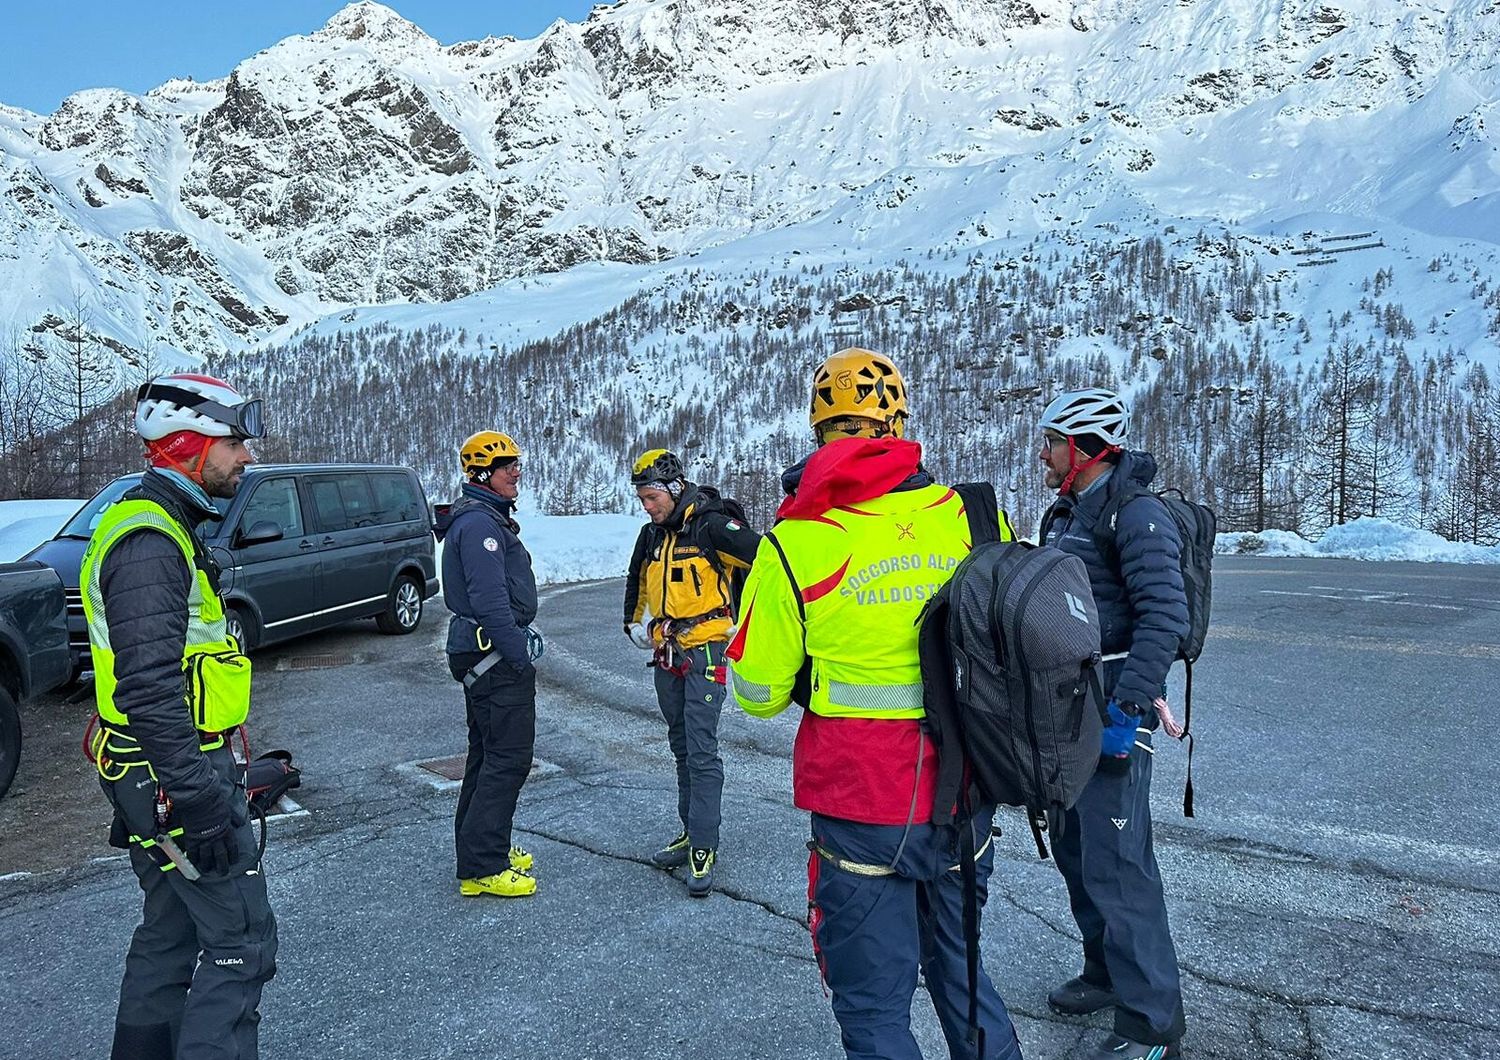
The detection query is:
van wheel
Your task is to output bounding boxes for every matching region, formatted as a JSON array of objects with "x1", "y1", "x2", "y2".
[
  {"x1": 0, "y1": 687, "x2": 21, "y2": 800},
  {"x1": 378, "y1": 575, "x2": 423, "y2": 635},
  {"x1": 225, "y1": 606, "x2": 255, "y2": 652}
]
